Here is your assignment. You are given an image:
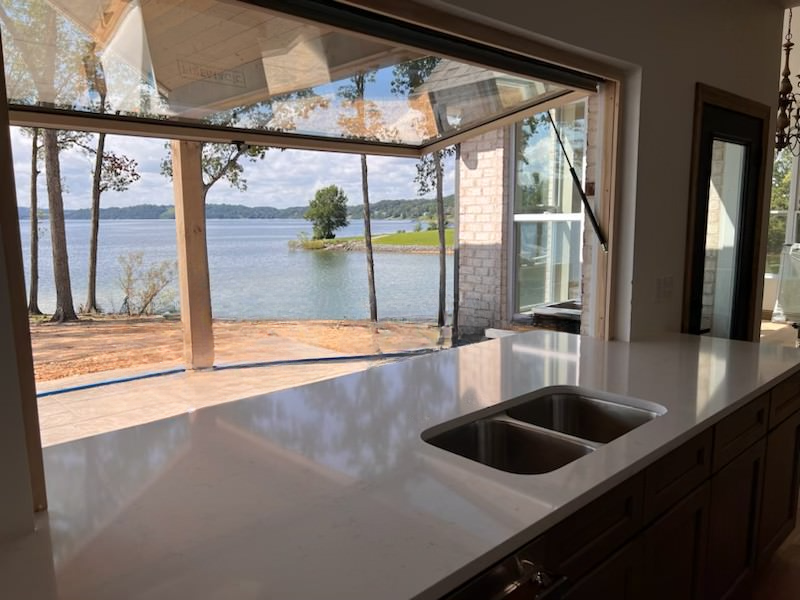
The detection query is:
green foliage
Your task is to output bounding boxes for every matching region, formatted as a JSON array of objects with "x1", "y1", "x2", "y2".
[
  {"x1": 159, "y1": 89, "x2": 328, "y2": 198},
  {"x1": 390, "y1": 57, "x2": 442, "y2": 96},
  {"x1": 772, "y1": 149, "x2": 792, "y2": 211},
  {"x1": 767, "y1": 149, "x2": 794, "y2": 273},
  {"x1": 415, "y1": 148, "x2": 455, "y2": 196},
  {"x1": 305, "y1": 185, "x2": 350, "y2": 240},
  {"x1": 373, "y1": 230, "x2": 454, "y2": 247},
  {"x1": 23, "y1": 197, "x2": 457, "y2": 221}
]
